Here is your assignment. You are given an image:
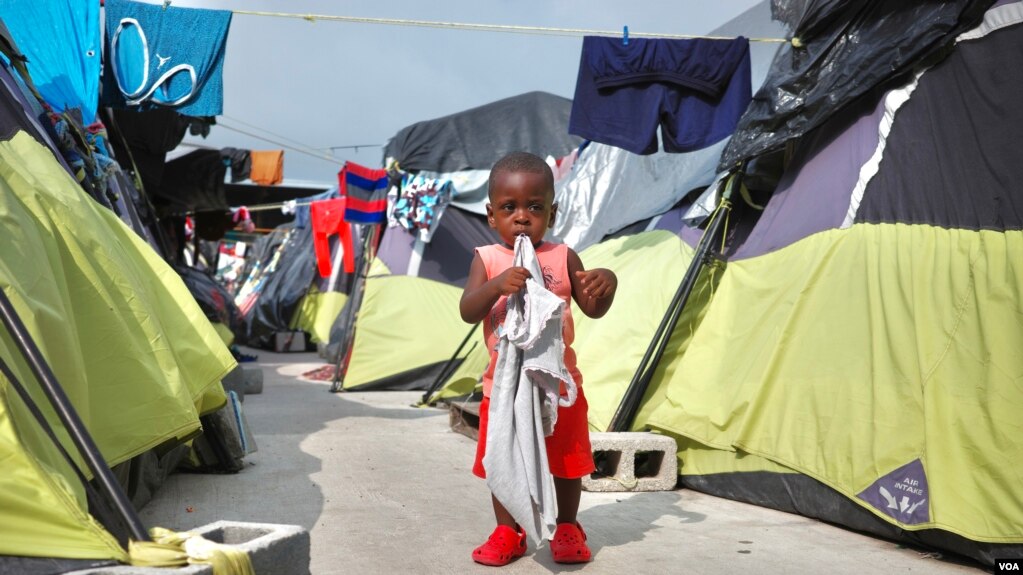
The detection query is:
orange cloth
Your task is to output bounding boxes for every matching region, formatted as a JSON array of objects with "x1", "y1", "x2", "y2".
[{"x1": 249, "y1": 150, "x2": 284, "y2": 185}]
